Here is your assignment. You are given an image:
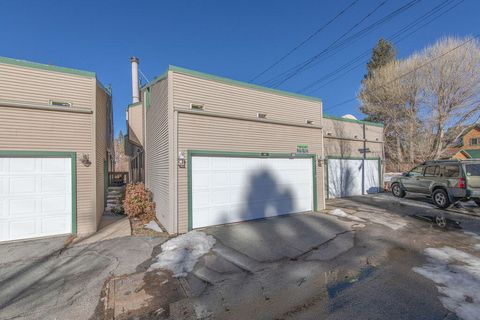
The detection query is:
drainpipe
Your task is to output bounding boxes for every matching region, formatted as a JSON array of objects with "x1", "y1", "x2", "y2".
[
  {"x1": 362, "y1": 123, "x2": 366, "y2": 194},
  {"x1": 131, "y1": 57, "x2": 140, "y2": 103}
]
